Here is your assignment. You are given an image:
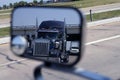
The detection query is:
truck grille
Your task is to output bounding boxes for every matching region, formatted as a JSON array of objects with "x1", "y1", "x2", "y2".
[{"x1": 33, "y1": 39, "x2": 50, "y2": 56}]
